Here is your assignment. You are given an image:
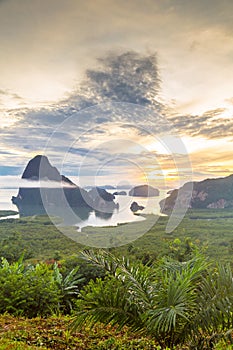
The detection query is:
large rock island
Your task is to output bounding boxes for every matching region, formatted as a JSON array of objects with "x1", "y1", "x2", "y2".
[
  {"x1": 160, "y1": 174, "x2": 233, "y2": 212},
  {"x1": 129, "y1": 185, "x2": 159, "y2": 197},
  {"x1": 12, "y1": 155, "x2": 118, "y2": 217}
]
